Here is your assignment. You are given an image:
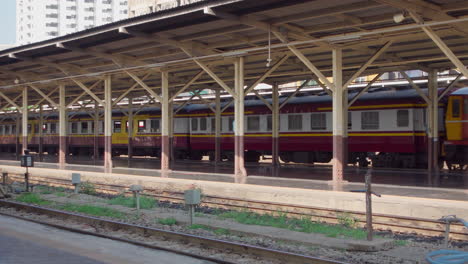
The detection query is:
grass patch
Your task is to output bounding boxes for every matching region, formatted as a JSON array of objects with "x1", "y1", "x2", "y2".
[
  {"x1": 218, "y1": 211, "x2": 367, "y2": 240},
  {"x1": 15, "y1": 193, "x2": 52, "y2": 206},
  {"x1": 395, "y1": 240, "x2": 408, "y2": 246},
  {"x1": 80, "y1": 181, "x2": 96, "y2": 195},
  {"x1": 108, "y1": 195, "x2": 157, "y2": 209},
  {"x1": 57, "y1": 204, "x2": 125, "y2": 219},
  {"x1": 214, "y1": 228, "x2": 230, "y2": 235},
  {"x1": 188, "y1": 224, "x2": 212, "y2": 231},
  {"x1": 158, "y1": 217, "x2": 177, "y2": 226},
  {"x1": 54, "y1": 192, "x2": 66, "y2": 197}
]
